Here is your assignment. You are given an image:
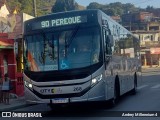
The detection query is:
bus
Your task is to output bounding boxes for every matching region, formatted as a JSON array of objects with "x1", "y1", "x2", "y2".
[{"x1": 23, "y1": 9, "x2": 141, "y2": 108}]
